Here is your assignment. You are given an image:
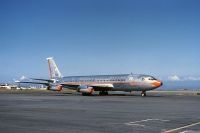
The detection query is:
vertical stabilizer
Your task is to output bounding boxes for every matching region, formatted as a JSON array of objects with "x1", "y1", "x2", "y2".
[{"x1": 46, "y1": 57, "x2": 62, "y2": 79}]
